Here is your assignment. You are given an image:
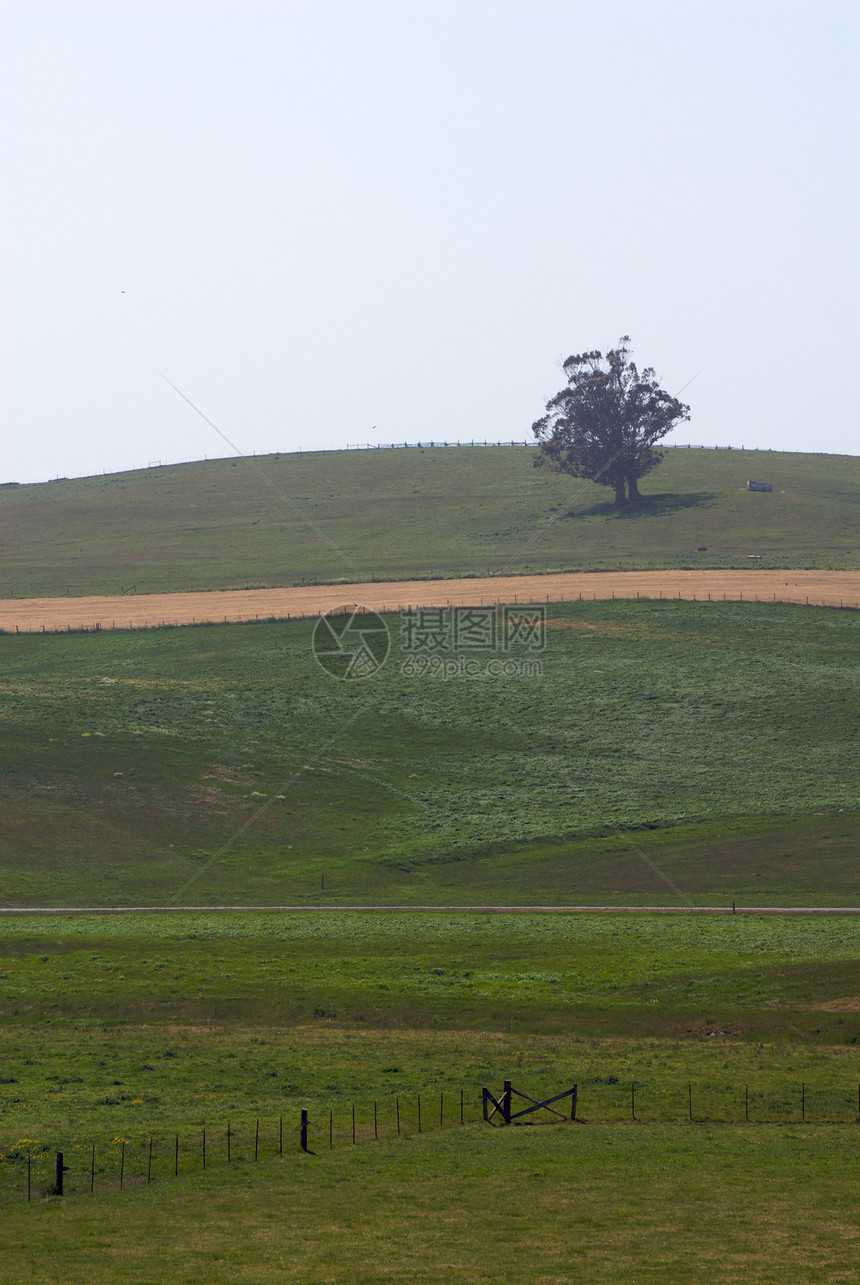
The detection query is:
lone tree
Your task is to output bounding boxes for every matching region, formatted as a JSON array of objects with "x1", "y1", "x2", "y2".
[{"x1": 532, "y1": 337, "x2": 690, "y2": 506}]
